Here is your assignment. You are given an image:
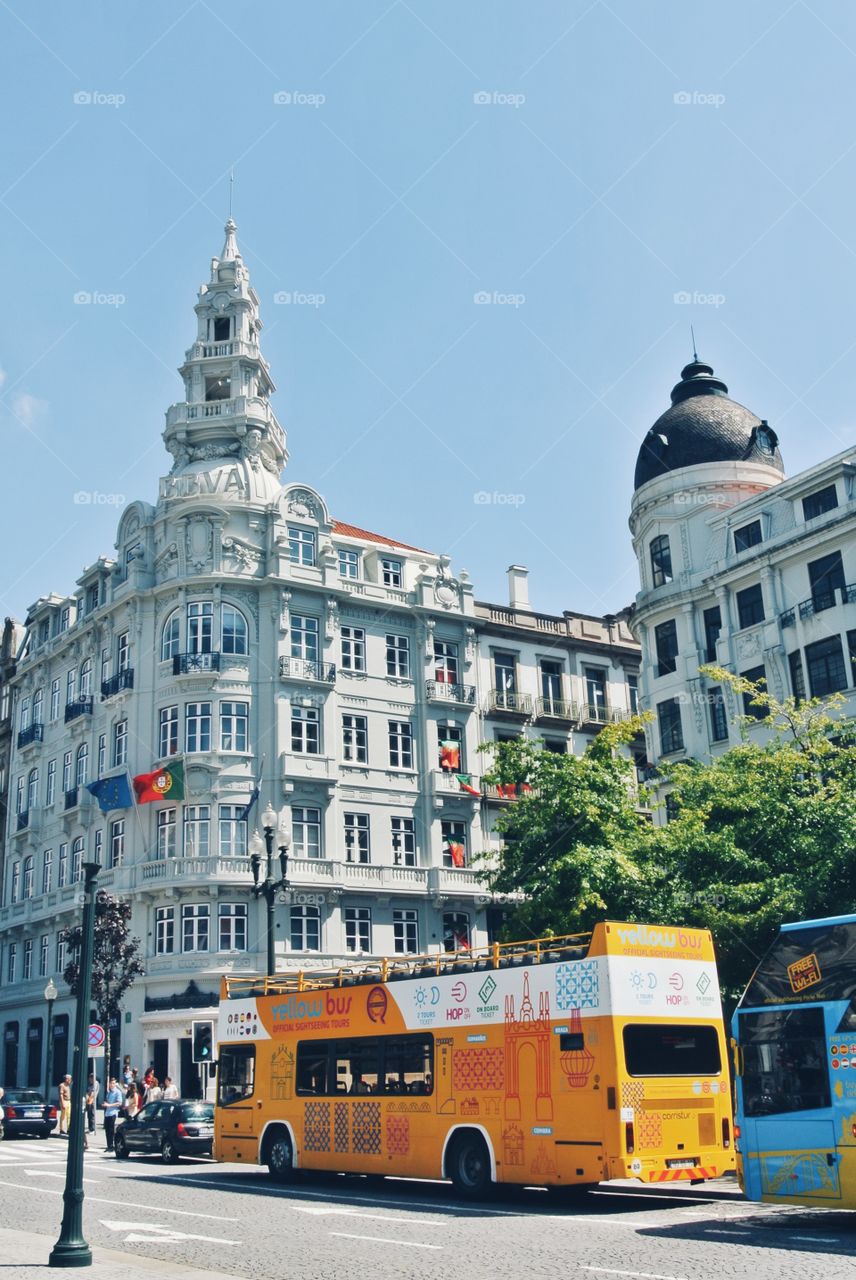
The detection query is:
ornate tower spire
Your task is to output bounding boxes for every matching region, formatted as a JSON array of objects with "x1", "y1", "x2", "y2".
[{"x1": 163, "y1": 220, "x2": 288, "y2": 481}]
